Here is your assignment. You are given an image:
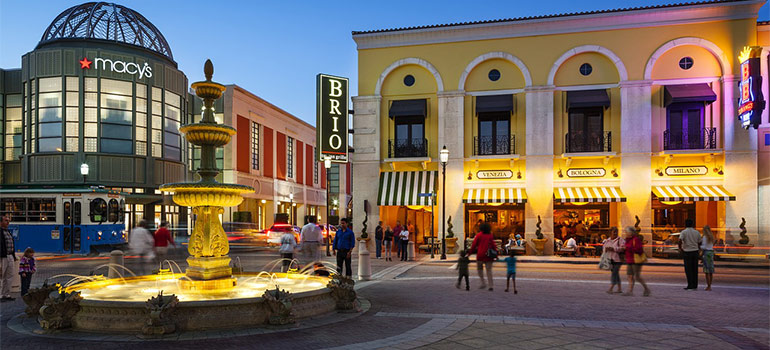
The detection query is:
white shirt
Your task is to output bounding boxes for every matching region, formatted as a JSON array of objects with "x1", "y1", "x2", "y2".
[
  {"x1": 300, "y1": 223, "x2": 323, "y2": 243},
  {"x1": 400, "y1": 230, "x2": 409, "y2": 240},
  {"x1": 129, "y1": 227, "x2": 153, "y2": 254},
  {"x1": 565, "y1": 237, "x2": 577, "y2": 249},
  {"x1": 679, "y1": 227, "x2": 701, "y2": 252},
  {"x1": 700, "y1": 236, "x2": 714, "y2": 250},
  {"x1": 279, "y1": 233, "x2": 297, "y2": 253}
]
